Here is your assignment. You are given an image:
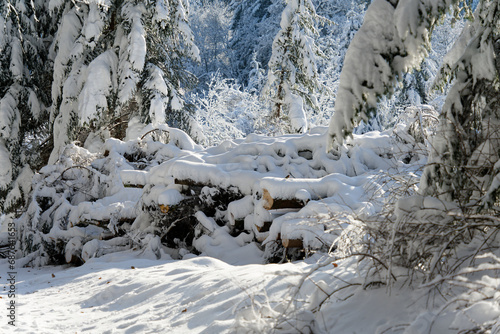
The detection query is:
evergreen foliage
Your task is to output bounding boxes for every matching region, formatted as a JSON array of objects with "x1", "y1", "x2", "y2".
[
  {"x1": 327, "y1": 0, "x2": 472, "y2": 146},
  {"x1": 325, "y1": 0, "x2": 500, "y2": 207},
  {"x1": 420, "y1": 0, "x2": 500, "y2": 206},
  {"x1": 264, "y1": 0, "x2": 326, "y2": 133},
  {"x1": 324, "y1": 0, "x2": 500, "y2": 283},
  {"x1": 49, "y1": 0, "x2": 200, "y2": 163},
  {"x1": 229, "y1": 0, "x2": 281, "y2": 85},
  {"x1": 0, "y1": 0, "x2": 200, "y2": 214},
  {"x1": 0, "y1": 0, "x2": 55, "y2": 213}
]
